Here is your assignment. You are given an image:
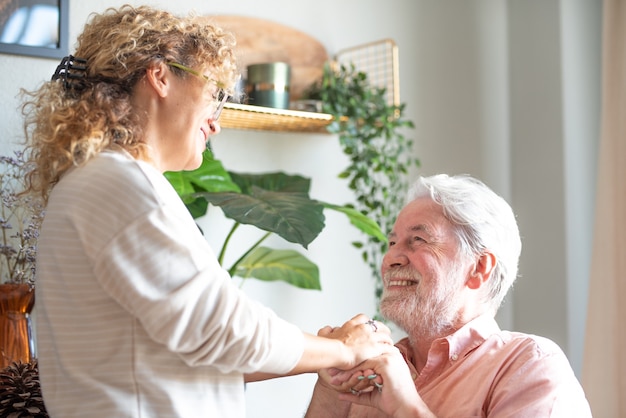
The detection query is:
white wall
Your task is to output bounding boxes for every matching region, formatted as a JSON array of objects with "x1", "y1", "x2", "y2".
[
  {"x1": 507, "y1": 0, "x2": 601, "y2": 378},
  {"x1": 0, "y1": 1, "x2": 601, "y2": 417}
]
